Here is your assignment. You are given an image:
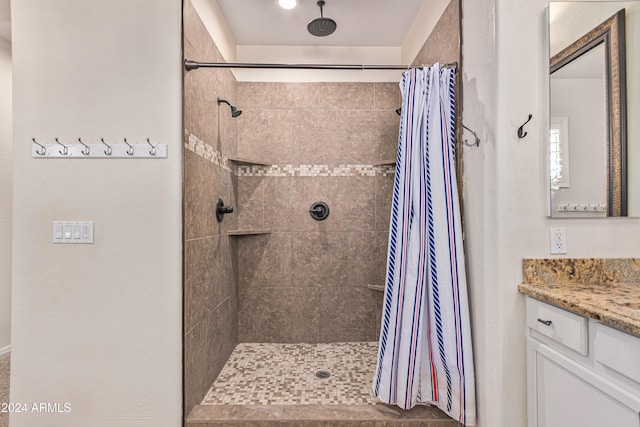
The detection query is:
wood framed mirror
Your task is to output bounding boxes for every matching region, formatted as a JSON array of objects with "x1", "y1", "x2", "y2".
[{"x1": 549, "y1": 7, "x2": 628, "y2": 217}]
